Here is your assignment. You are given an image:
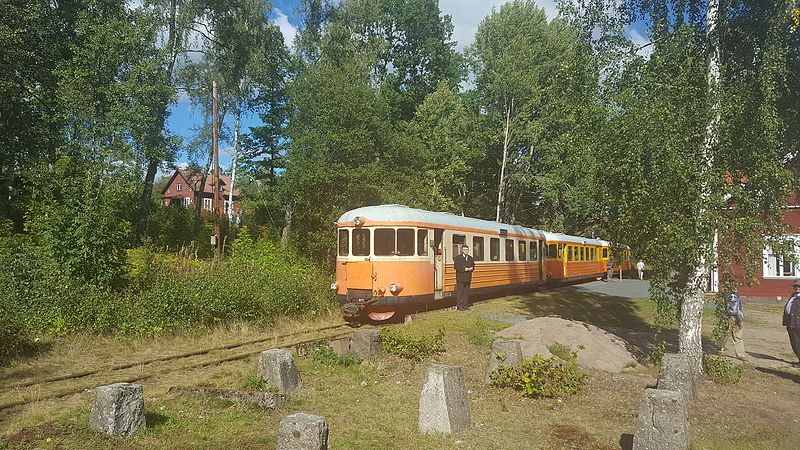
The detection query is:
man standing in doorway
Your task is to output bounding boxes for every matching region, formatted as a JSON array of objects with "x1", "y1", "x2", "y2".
[
  {"x1": 636, "y1": 260, "x2": 645, "y2": 280},
  {"x1": 454, "y1": 244, "x2": 475, "y2": 311},
  {"x1": 783, "y1": 279, "x2": 800, "y2": 367}
]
